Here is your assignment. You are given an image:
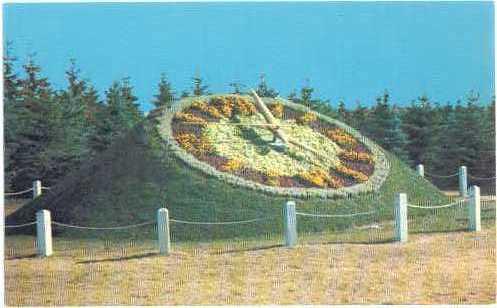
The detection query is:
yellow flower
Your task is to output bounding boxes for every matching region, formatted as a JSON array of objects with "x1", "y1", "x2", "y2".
[
  {"x1": 298, "y1": 169, "x2": 332, "y2": 188},
  {"x1": 220, "y1": 158, "x2": 244, "y2": 172},
  {"x1": 174, "y1": 112, "x2": 206, "y2": 125},
  {"x1": 269, "y1": 103, "x2": 284, "y2": 118},
  {"x1": 296, "y1": 112, "x2": 317, "y2": 125},
  {"x1": 175, "y1": 132, "x2": 213, "y2": 156}
]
